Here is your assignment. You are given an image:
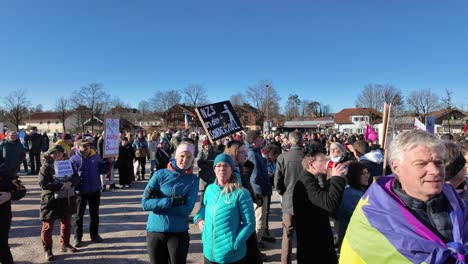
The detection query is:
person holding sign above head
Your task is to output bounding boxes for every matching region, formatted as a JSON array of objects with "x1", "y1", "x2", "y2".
[{"x1": 38, "y1": 145, "x2": 81, "y2": 261}]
